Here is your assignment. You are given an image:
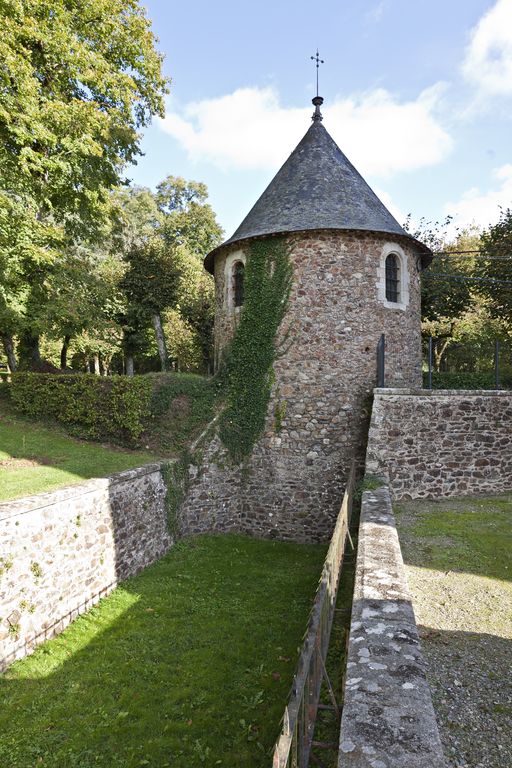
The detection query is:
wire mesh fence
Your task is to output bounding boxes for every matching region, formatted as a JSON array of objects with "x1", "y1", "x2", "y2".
[
  {"x1": 422, "y1": 337, "x2": 512, "y2": 390},
  {"x1": 376, "y1": 334, "x2": 512, "y2": 390}
]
